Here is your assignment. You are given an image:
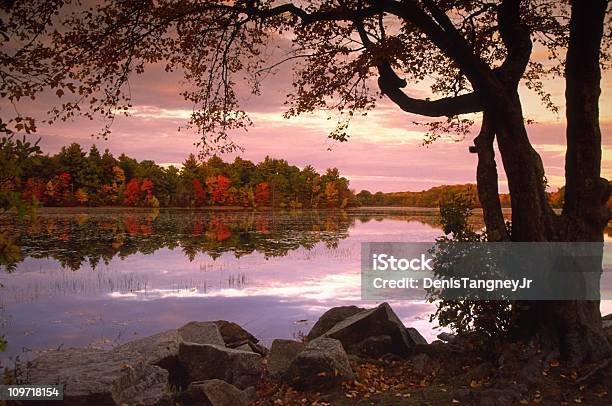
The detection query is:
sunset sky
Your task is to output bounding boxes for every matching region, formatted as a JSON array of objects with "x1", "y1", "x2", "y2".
[{"x1": 7, "y1": 53, "x2": 612, "y2": 193}]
